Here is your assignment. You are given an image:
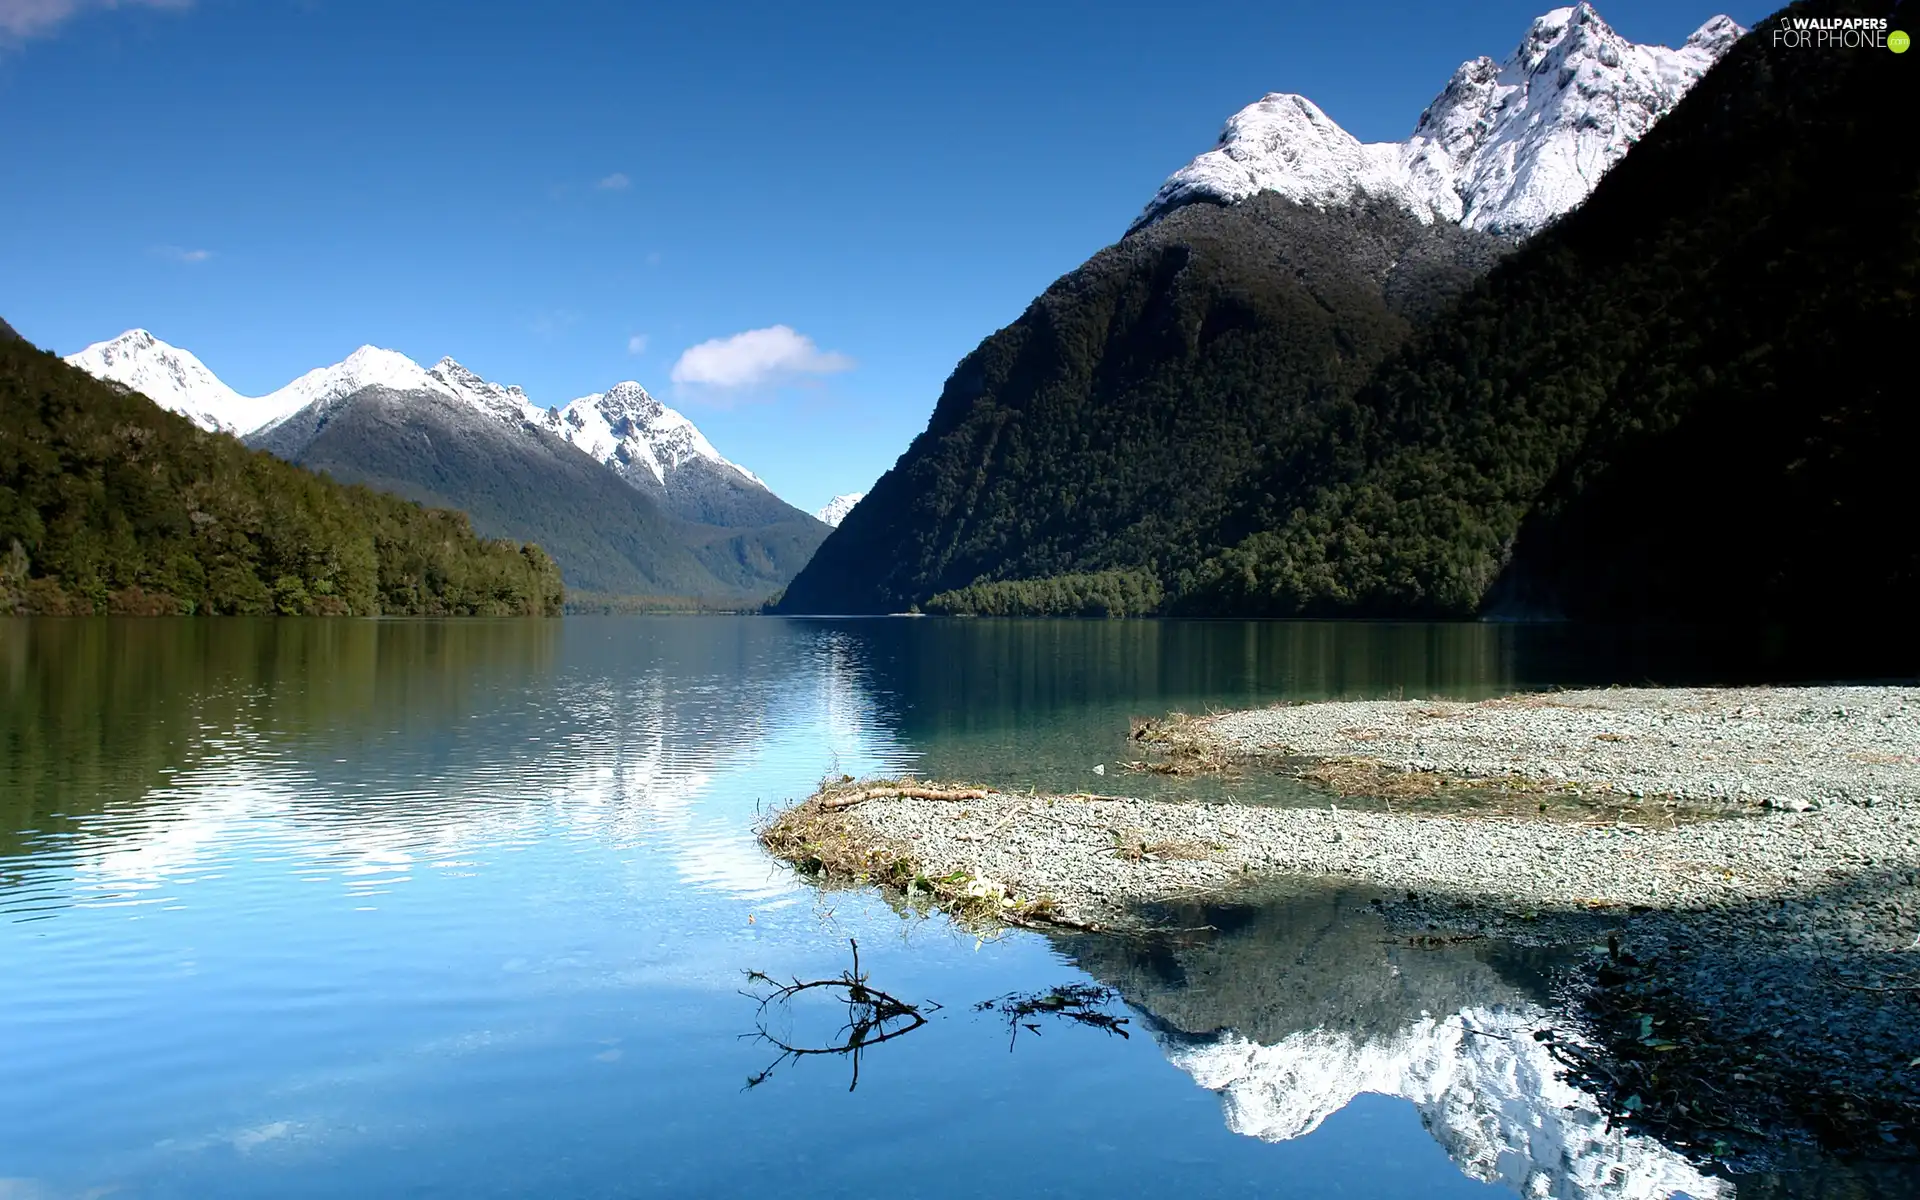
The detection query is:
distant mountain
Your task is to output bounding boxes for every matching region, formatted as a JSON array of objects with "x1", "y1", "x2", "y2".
[
  {"x1": 243, "y1": 358, "x2": 800, "y2": 599},
  {"x1": 774, "y1": 4, "x2": 1735, "y2": 616},
  {"x1": 541, "y1": 381, "x2": 824, "y2": 537},
  {"x1": 1135, "y1": 5, "x2": 1742, "y2": 237},
  {"x1": 2, "y1": 325, "x2": 563, "y2": 617},
  {"x1": 65, "y1": 335, "x2": 828, "y2": 599},
  {"x1": 813, "y1": 493, "x2": 863, "y2": 527}
]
